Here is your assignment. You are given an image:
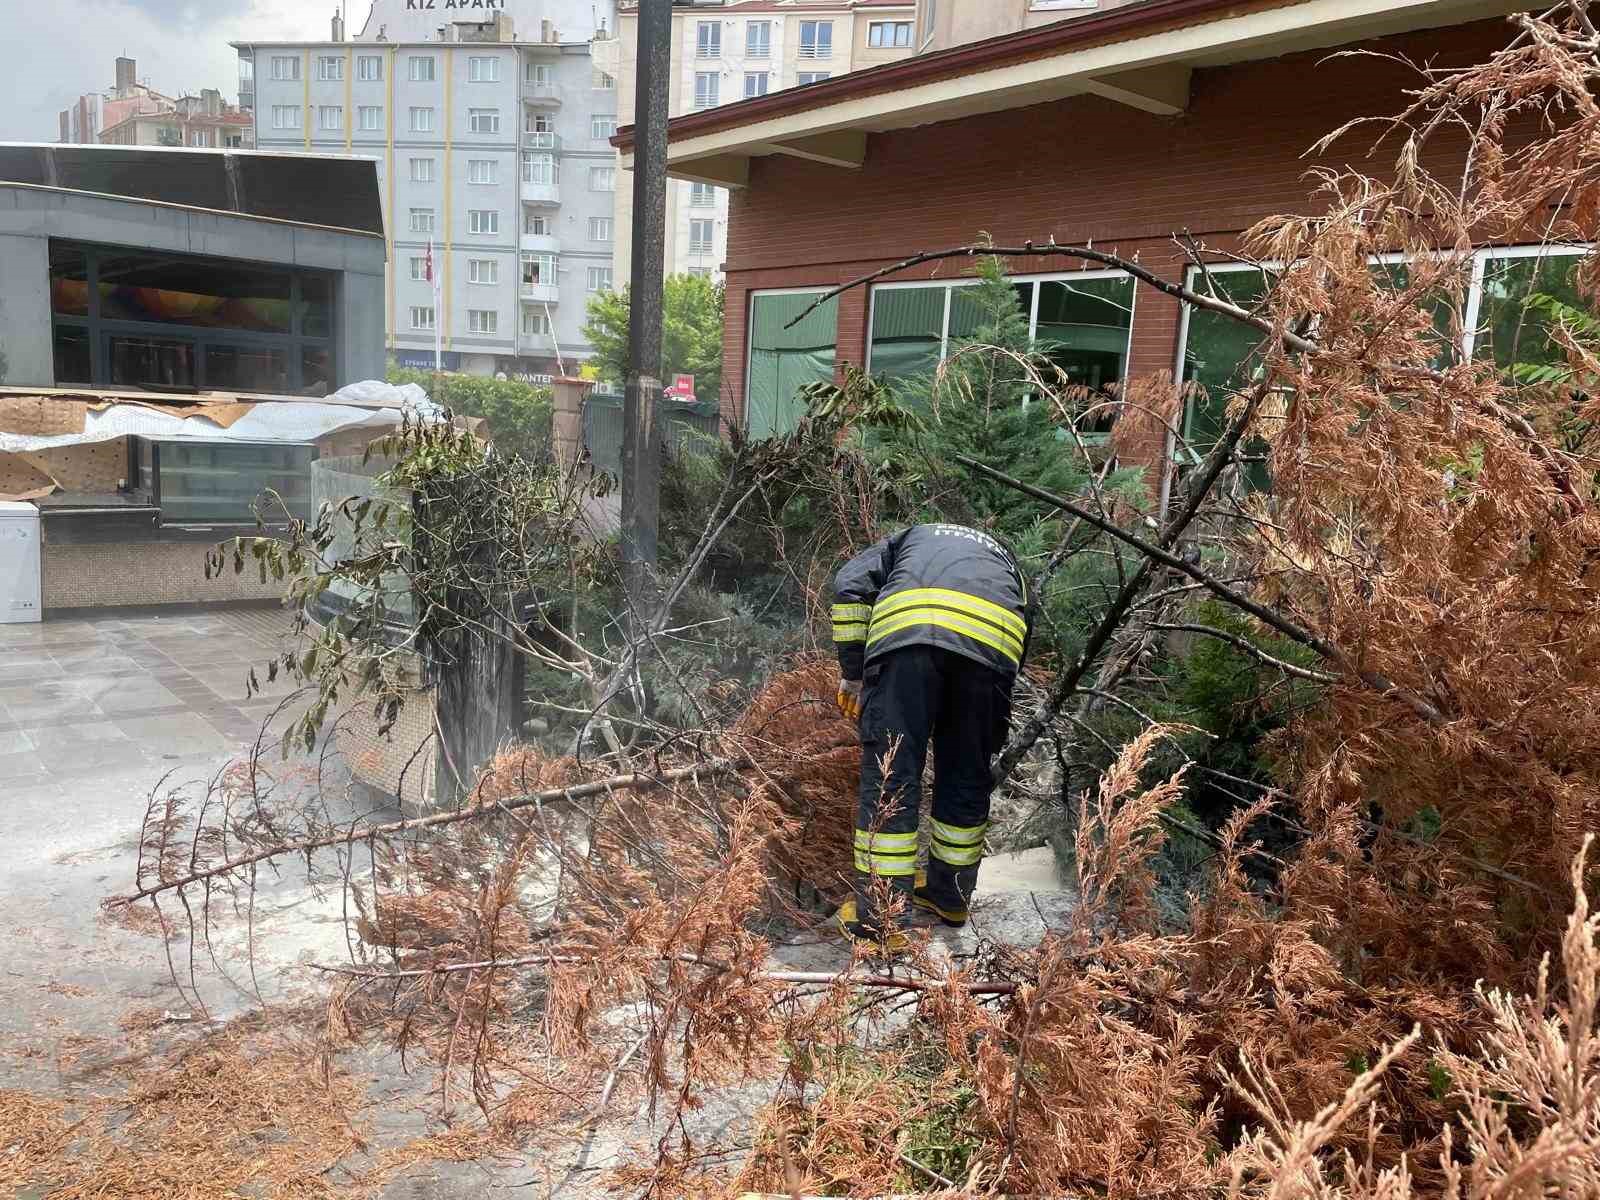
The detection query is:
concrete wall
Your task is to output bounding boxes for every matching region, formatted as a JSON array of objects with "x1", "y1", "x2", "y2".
[{"x1": 0, "y1": 184, "x2": 387, "y2": 388}]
